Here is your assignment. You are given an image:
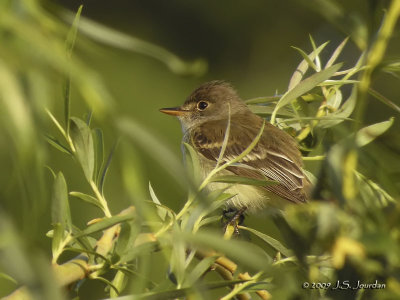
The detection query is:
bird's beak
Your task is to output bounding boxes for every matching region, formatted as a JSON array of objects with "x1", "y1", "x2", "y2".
[{"x1": 159, "y1": 107, "x2": 188, "y2": 116}]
